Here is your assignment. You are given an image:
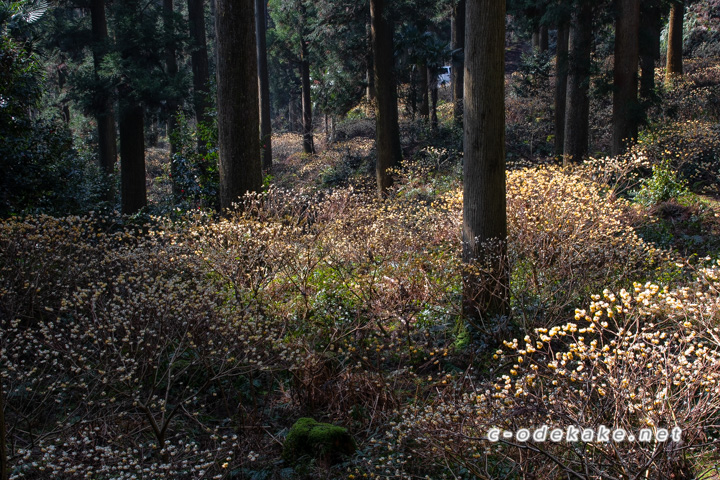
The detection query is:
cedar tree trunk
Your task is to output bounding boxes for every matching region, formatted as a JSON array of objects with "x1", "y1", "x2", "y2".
[
  {"x1": 563, "y1": 1, "x2": 593, "y2": 165},
  {"x1": 215, "y1": 0, "x2": 262, "y2": 210},
  {"x1": 463, "y1": 0, "x2": 509, "y2": 323},
  {"x1": 255, "y1": 0, "x2": 272, "y2": 170},
  {"x1": 451, "y1": 0, "x2": 465, "y2": 125},
  {"x1": 370, "y1": 0, "x2": 402, "y2": 196},
  {"x1": 163, "y1": 0, "x2": 181, "y2": 198},
  {"x1": 188, "y1": 0, "x2": 211, "y2": 142},
  {"x1": 90, "y1": 0, "x2": 117, "y2": 200},
  {"x1": 612, "y1": 0, "x2": 640, "y2": 156},
  {"x1": 555, "y1": 21, "x2": 569, "y2": 158},
  {"x1": 539, "y1": 24, "x2": 549, "y2": 52},
  {"x1": 418, "y1": 62, "x2": 429, "y2": 120},
  {"x1": 666, "y1": 1, "x2": 684, "y2": 79},
  {"x1": 119, "y1": 99, "x2": 147, "y2": 214},
  {"x1": 639, "y1": 0, "x2": 662, "y2": 98},
  {"x1": 300, "y1": 39, "x2": 315, "y2": 155}
]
